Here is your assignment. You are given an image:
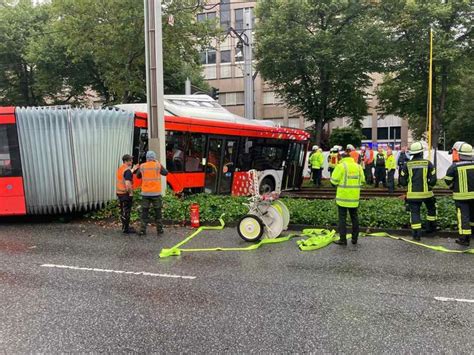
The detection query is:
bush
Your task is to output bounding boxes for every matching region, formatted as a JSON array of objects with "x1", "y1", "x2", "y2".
[{"x1": 87, "y1": 192, "x2": 459, "y2": 231}]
